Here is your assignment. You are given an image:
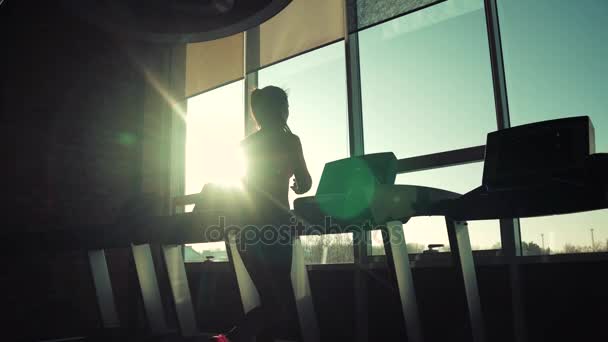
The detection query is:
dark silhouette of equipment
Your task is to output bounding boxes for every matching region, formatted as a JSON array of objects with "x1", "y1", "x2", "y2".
[
  {"x1": 436, "y1": 116, "x2": 608, "y2": 220},
  {"x1": 4, "y1": 116, "x2": 607, "y2": 342}
]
